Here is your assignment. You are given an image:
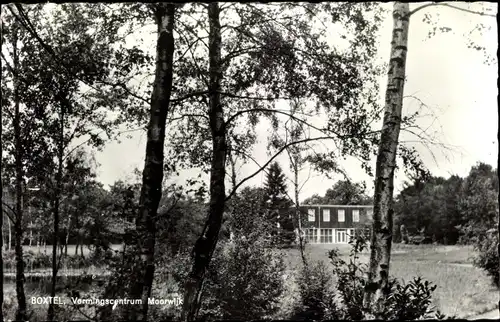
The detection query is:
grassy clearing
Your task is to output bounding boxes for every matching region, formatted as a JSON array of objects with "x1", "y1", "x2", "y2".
[
  {"x1": 281, "y1": 243, "x2": 498, "y2": 319},
  {"x1": 19, "y1": 244, "x2": 124, "y2": 256}
]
